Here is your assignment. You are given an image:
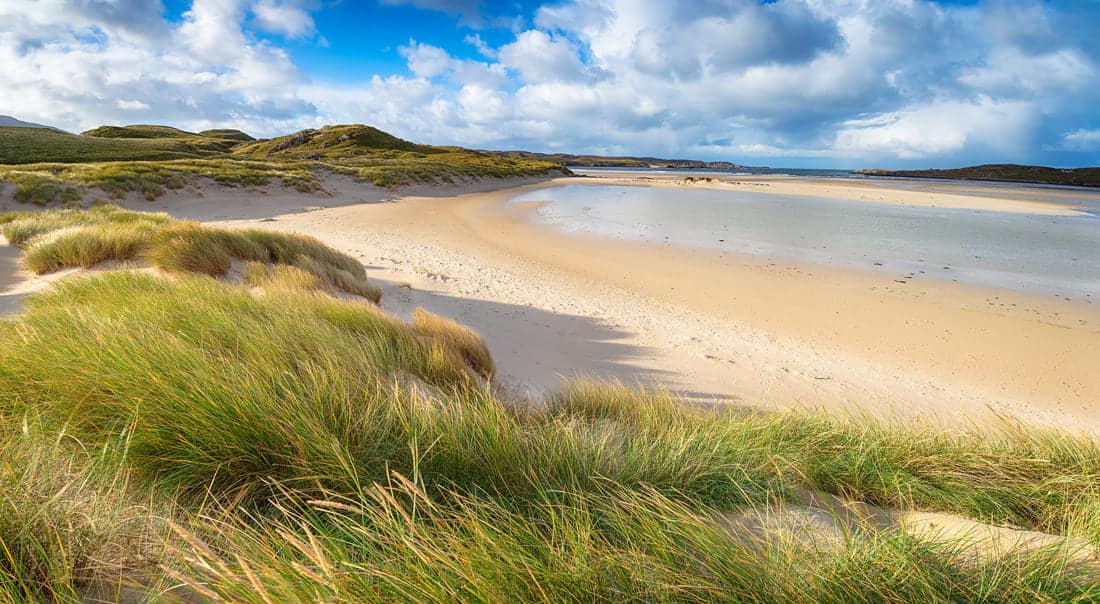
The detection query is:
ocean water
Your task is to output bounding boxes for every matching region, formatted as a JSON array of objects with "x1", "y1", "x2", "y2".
[{"x1": 509, "y1": 184, "x2": 1100, "y2": 301}]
